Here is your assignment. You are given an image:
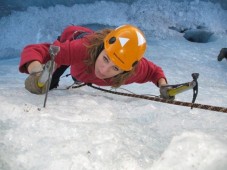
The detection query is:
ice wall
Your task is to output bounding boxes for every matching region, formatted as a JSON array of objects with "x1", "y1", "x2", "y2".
[{"x1": 1, "y1": 0, "x2": 226, "y2": 18}]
